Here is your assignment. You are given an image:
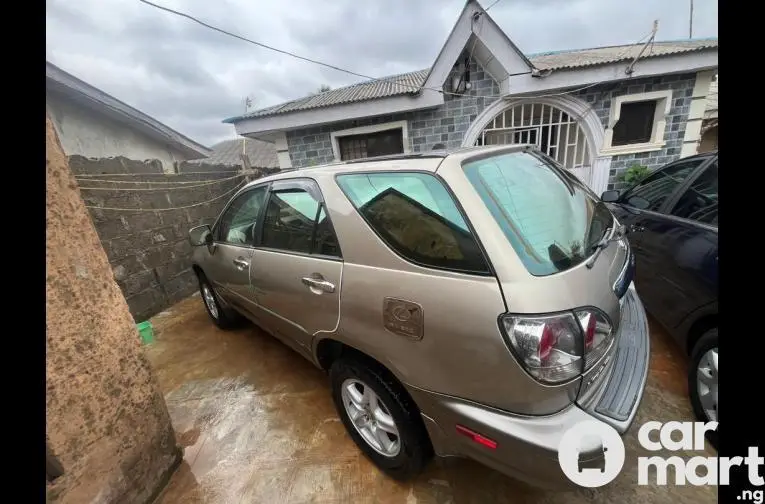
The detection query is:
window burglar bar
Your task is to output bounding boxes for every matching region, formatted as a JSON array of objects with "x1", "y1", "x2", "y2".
[{"x1": 477, "y1": 104, "x2": 592, "y2": 171}]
